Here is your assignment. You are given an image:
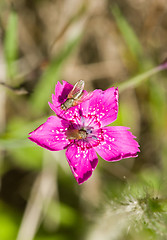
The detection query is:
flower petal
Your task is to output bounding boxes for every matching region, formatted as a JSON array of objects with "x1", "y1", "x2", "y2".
[
  {"x1": 49, "y1": 80, "x2": 90, "y2": 121},
  {"x1": 66, "y1": 142, "x2": 98, "y2": 184},
  {"x1": 48, "y1": 81, "x2": 73, "y2": 115},
  {"x1": 28, "y1": 116, "x2": 70, "y2": 151},
  {"x1": 94, "y1": 126, "x2": 140, "y2": 161},
  {"x1": 80, "y1": 88, "x2": 119, "y2": 128}
]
